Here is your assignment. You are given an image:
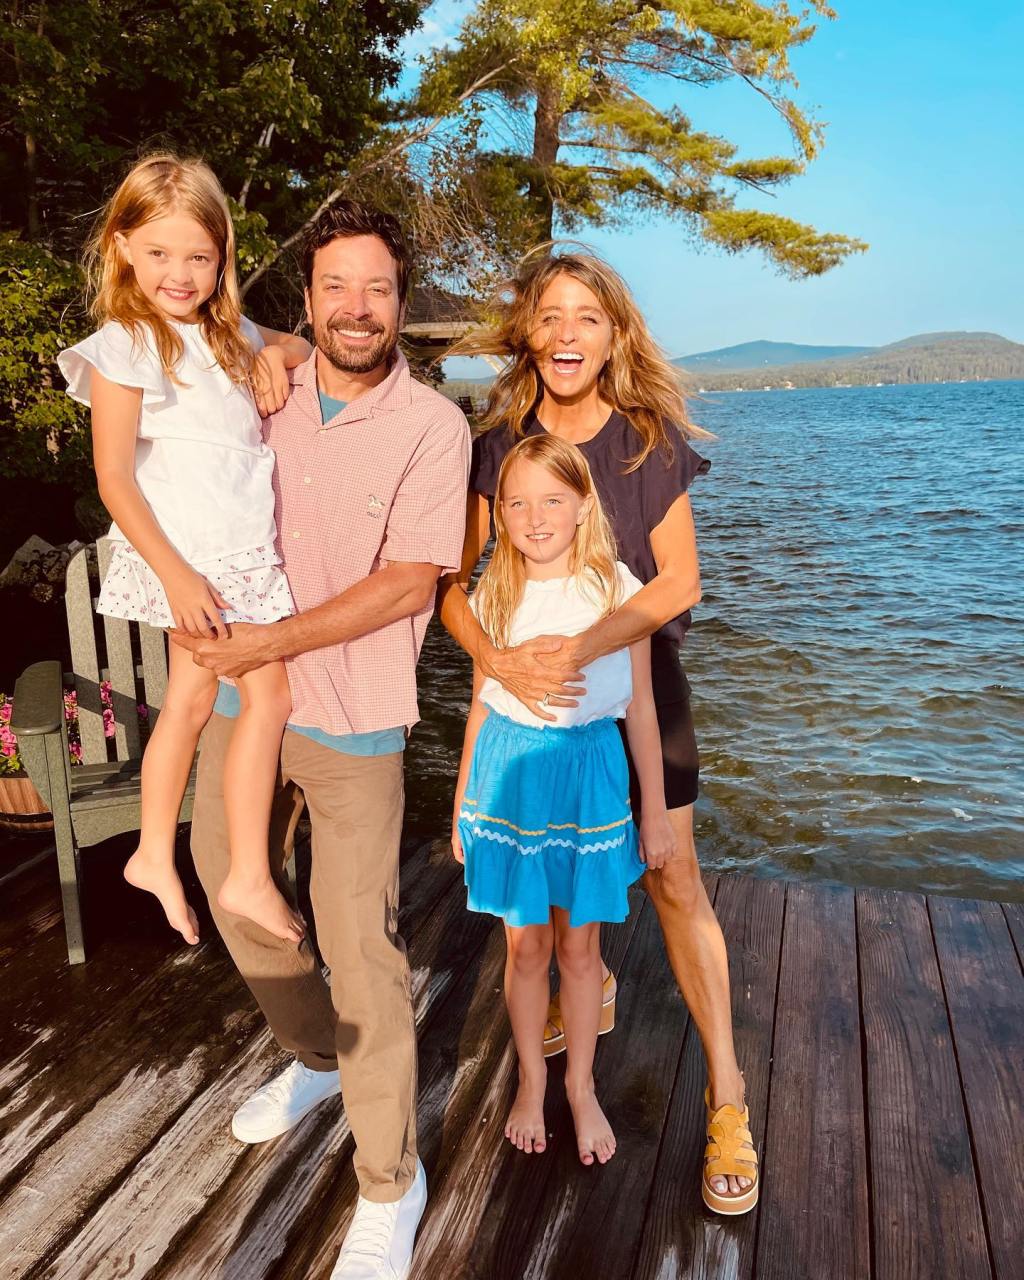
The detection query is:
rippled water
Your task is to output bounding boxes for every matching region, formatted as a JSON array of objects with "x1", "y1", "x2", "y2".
[{"x1": 406, "y1": 381, "x2": 1024, "y2": 901}]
